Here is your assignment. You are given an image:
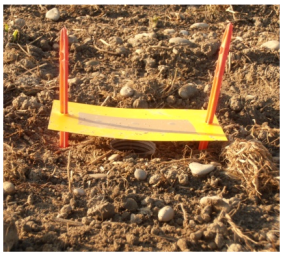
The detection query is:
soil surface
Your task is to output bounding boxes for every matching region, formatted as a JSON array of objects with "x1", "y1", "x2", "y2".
[{"x1": 3, "y1": 5, "x2": 280, "y2": 252}]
